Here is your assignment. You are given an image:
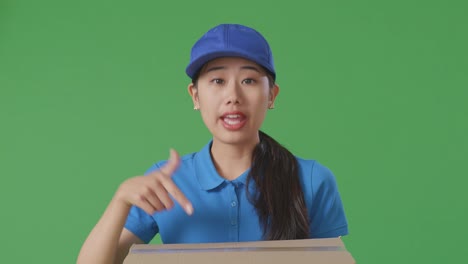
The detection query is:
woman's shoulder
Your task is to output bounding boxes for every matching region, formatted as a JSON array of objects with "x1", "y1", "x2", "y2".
[
  {"x1": 295, "y1": 156, "x2": 334, "y2": 176},
  {"x1": 143, "y1": 151, "x2": 198, "y2": 175},
  {"x1": 295, "y1": 156, "x2": 339, "y2": 192}
]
